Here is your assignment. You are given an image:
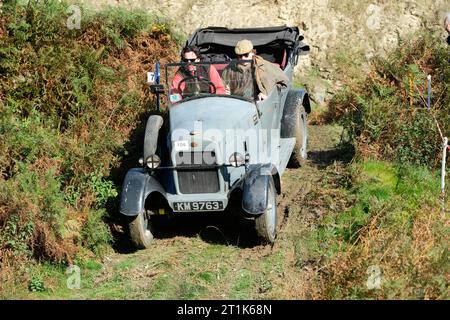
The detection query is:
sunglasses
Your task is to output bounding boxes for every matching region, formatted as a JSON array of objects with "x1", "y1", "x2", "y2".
[
  {"x1": 183, "y1": 58, "x2": 198, "y2": 62},
  {"x1": 237, "y1": 53, "x2": 251, "y2": 58}
]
